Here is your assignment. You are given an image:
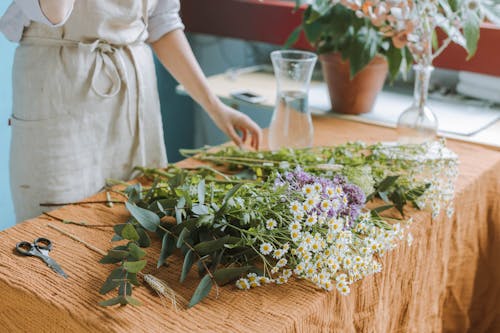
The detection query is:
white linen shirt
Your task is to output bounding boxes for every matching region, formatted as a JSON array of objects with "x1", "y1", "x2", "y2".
[{"x1": 0, "y1": 0, "x2": 184, "y2": 43}]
